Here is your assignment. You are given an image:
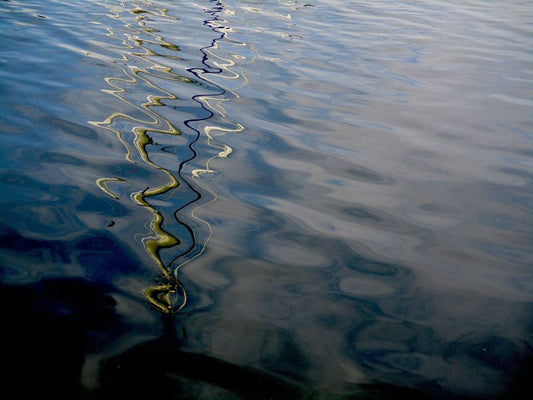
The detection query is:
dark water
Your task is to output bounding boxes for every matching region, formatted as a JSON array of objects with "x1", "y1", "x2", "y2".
[{"x1": 1, "y1": 0, "x2": 532, "y2": 398}]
